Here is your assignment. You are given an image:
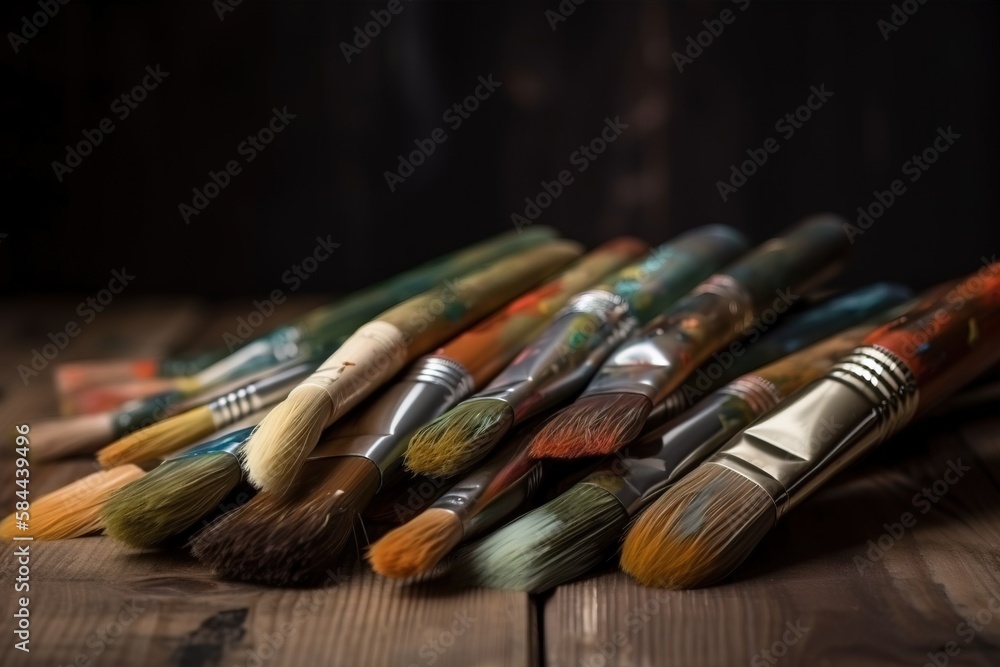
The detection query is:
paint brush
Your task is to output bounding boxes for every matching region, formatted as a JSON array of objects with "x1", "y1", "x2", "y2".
[
  {"x1": 404, "y1": 226, "x2": 749, "y2": 478},
  {"x1": 644, "y1": 282, "x2": 913, "y2": 428},
  {"x1": 1, "y1": 465, "x2": 146, "y2": 541},
  {"x1": 106, "y1": 239, "x2": 641, "y2": 550},
  {"x1": 621, "y1": 262, "x2": 1000, "y2": 588},
  {"x1": 529, "y1": 215, "x2": 853, "y2": 460},
  {"x1": 454, "y1": 317, "x2": 894, "y2": 592},
  {"x1": 369, "y1": 426, "x2": 545, "y2": 579},
  {"x1": 190, "y1": 241, "x2": 644, "y2": 582},
  {"x1": 240, "y1": 240, "x2": 584, "y2": 494},
  {"x1": 57, "y1": 227, "x2": 560, "y2": 412},
  {"x1": 112, "y1": 241, "x2": 639, "y2": 554},
  {"x1": 102, "y1": 426, "x2": 255, "y2": 547},
  {"x1": 95, "y1": 361, "x2": 315, "y2": 468}
]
